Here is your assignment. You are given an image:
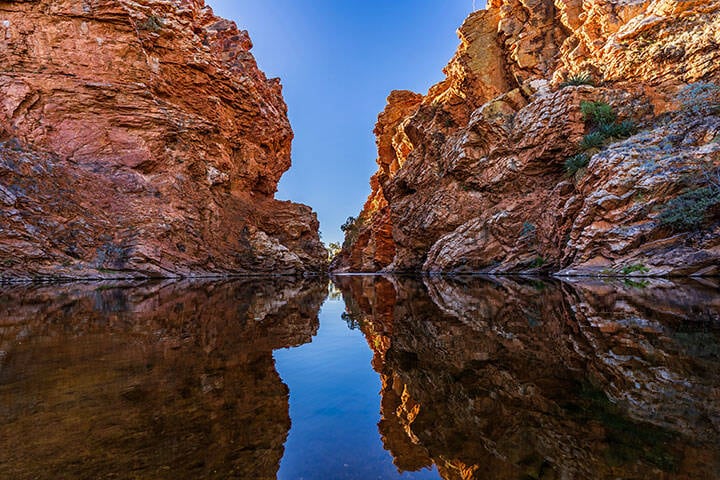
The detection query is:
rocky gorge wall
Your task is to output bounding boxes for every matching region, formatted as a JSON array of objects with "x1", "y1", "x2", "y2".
[
  {"x1": 0, "y1": 0, "x2": 327, "y2": 279},
  {"x1": 333, "y1": 0, "x2": 720, "y2": 275}
]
